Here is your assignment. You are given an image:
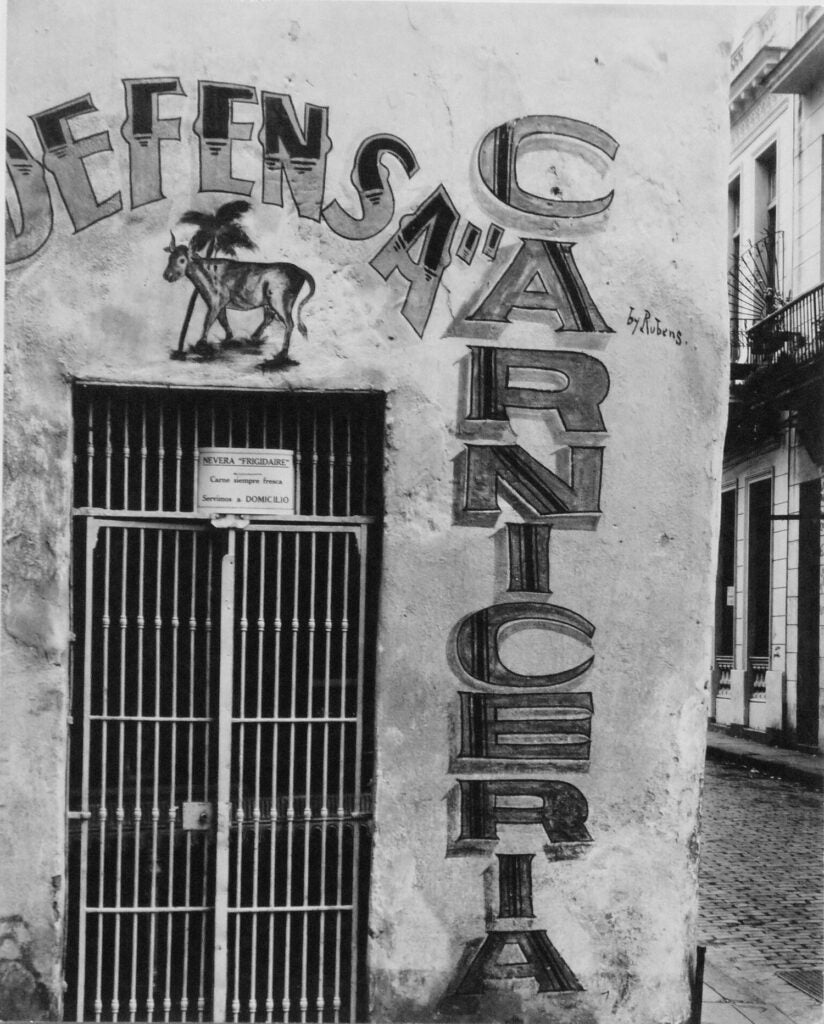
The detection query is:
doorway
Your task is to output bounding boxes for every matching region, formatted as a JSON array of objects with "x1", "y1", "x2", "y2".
[
  {"x1": 66, "y1": 386, "x2": 383, "y2": 1023},
  {"x1": 797, "y1": 478, "x2": 820, "y2": 747}
]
